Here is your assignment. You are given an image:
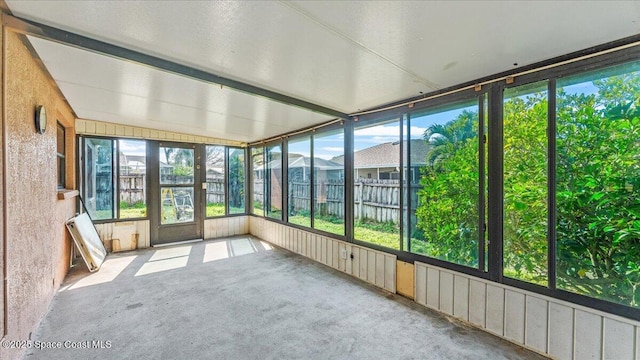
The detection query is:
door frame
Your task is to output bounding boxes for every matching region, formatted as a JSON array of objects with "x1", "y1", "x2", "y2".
[{"x1": 148, "y1": 141, "x2": 204, "y2": 245}]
